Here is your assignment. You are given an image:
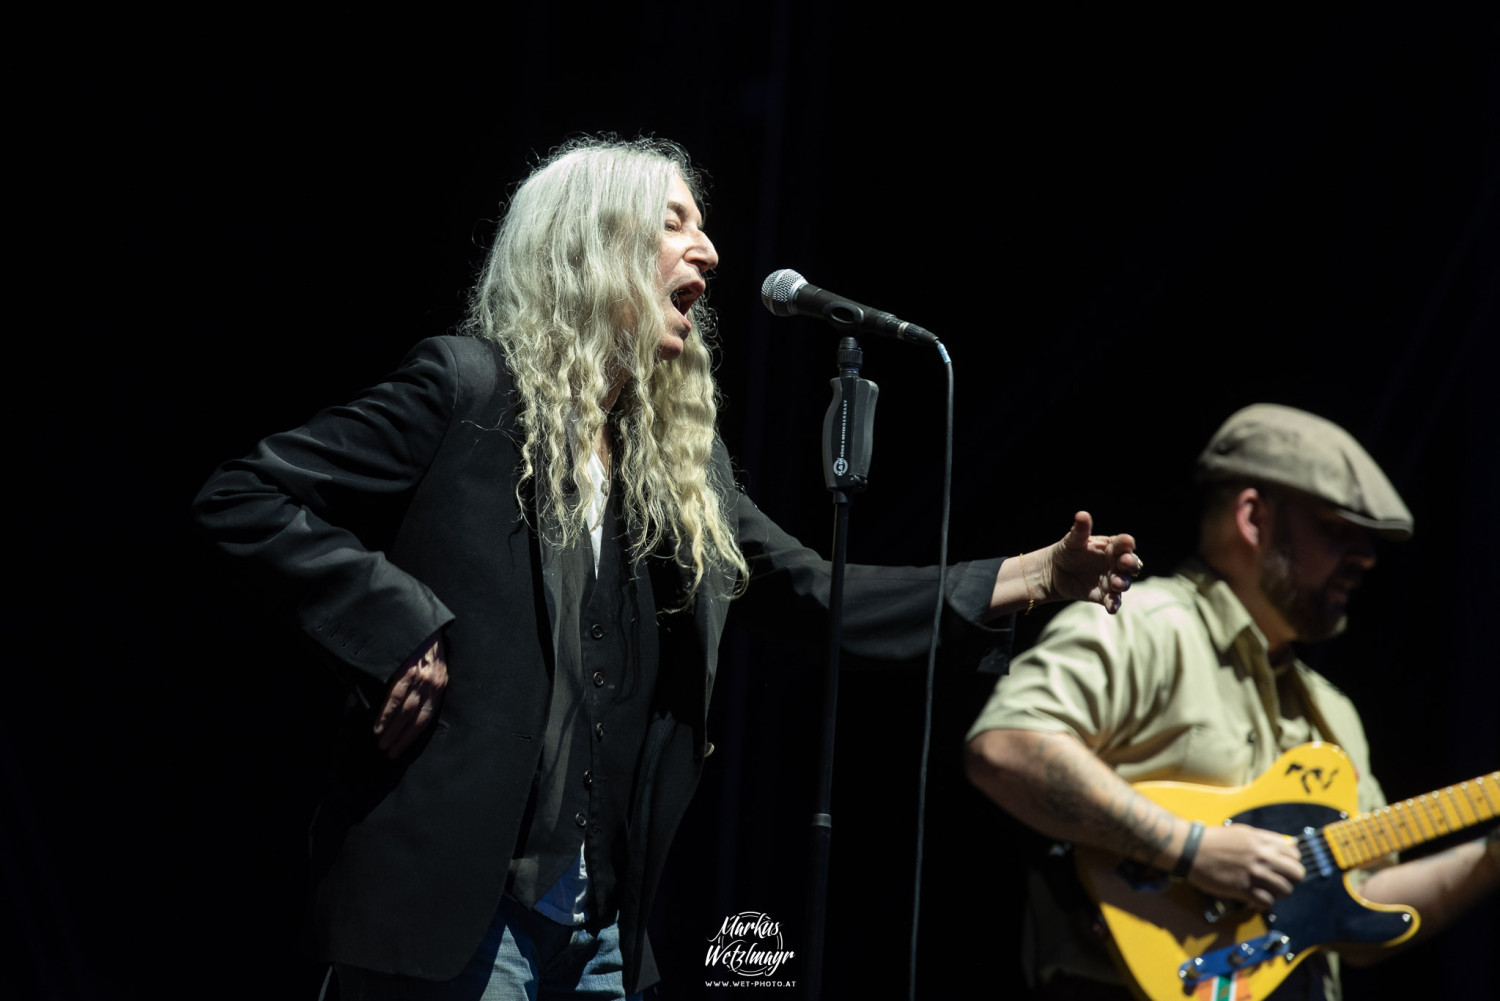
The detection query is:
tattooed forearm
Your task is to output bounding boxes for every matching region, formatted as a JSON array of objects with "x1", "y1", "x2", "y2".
[
  {"x1": 1034, "y1": 735, "x2": 1178, "y2": 864},
  {"x1": 967, "y1": 729, "x2": 1189, "y2": 865}
]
